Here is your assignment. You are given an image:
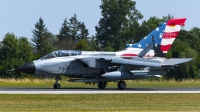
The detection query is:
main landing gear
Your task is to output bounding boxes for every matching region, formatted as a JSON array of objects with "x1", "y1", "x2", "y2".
[
  {"x1": 117, "y1": 81, "x2": 126, "y2": 90},
  {"x1": 98, "y1": 81, "x2": 107, "y2": 89},
  {"x1": 53, "y1": 75, "x2": 61, "y2": 89},
  {"x1": 97, "y1": 81, "x2": 127, "y2": 90}
]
